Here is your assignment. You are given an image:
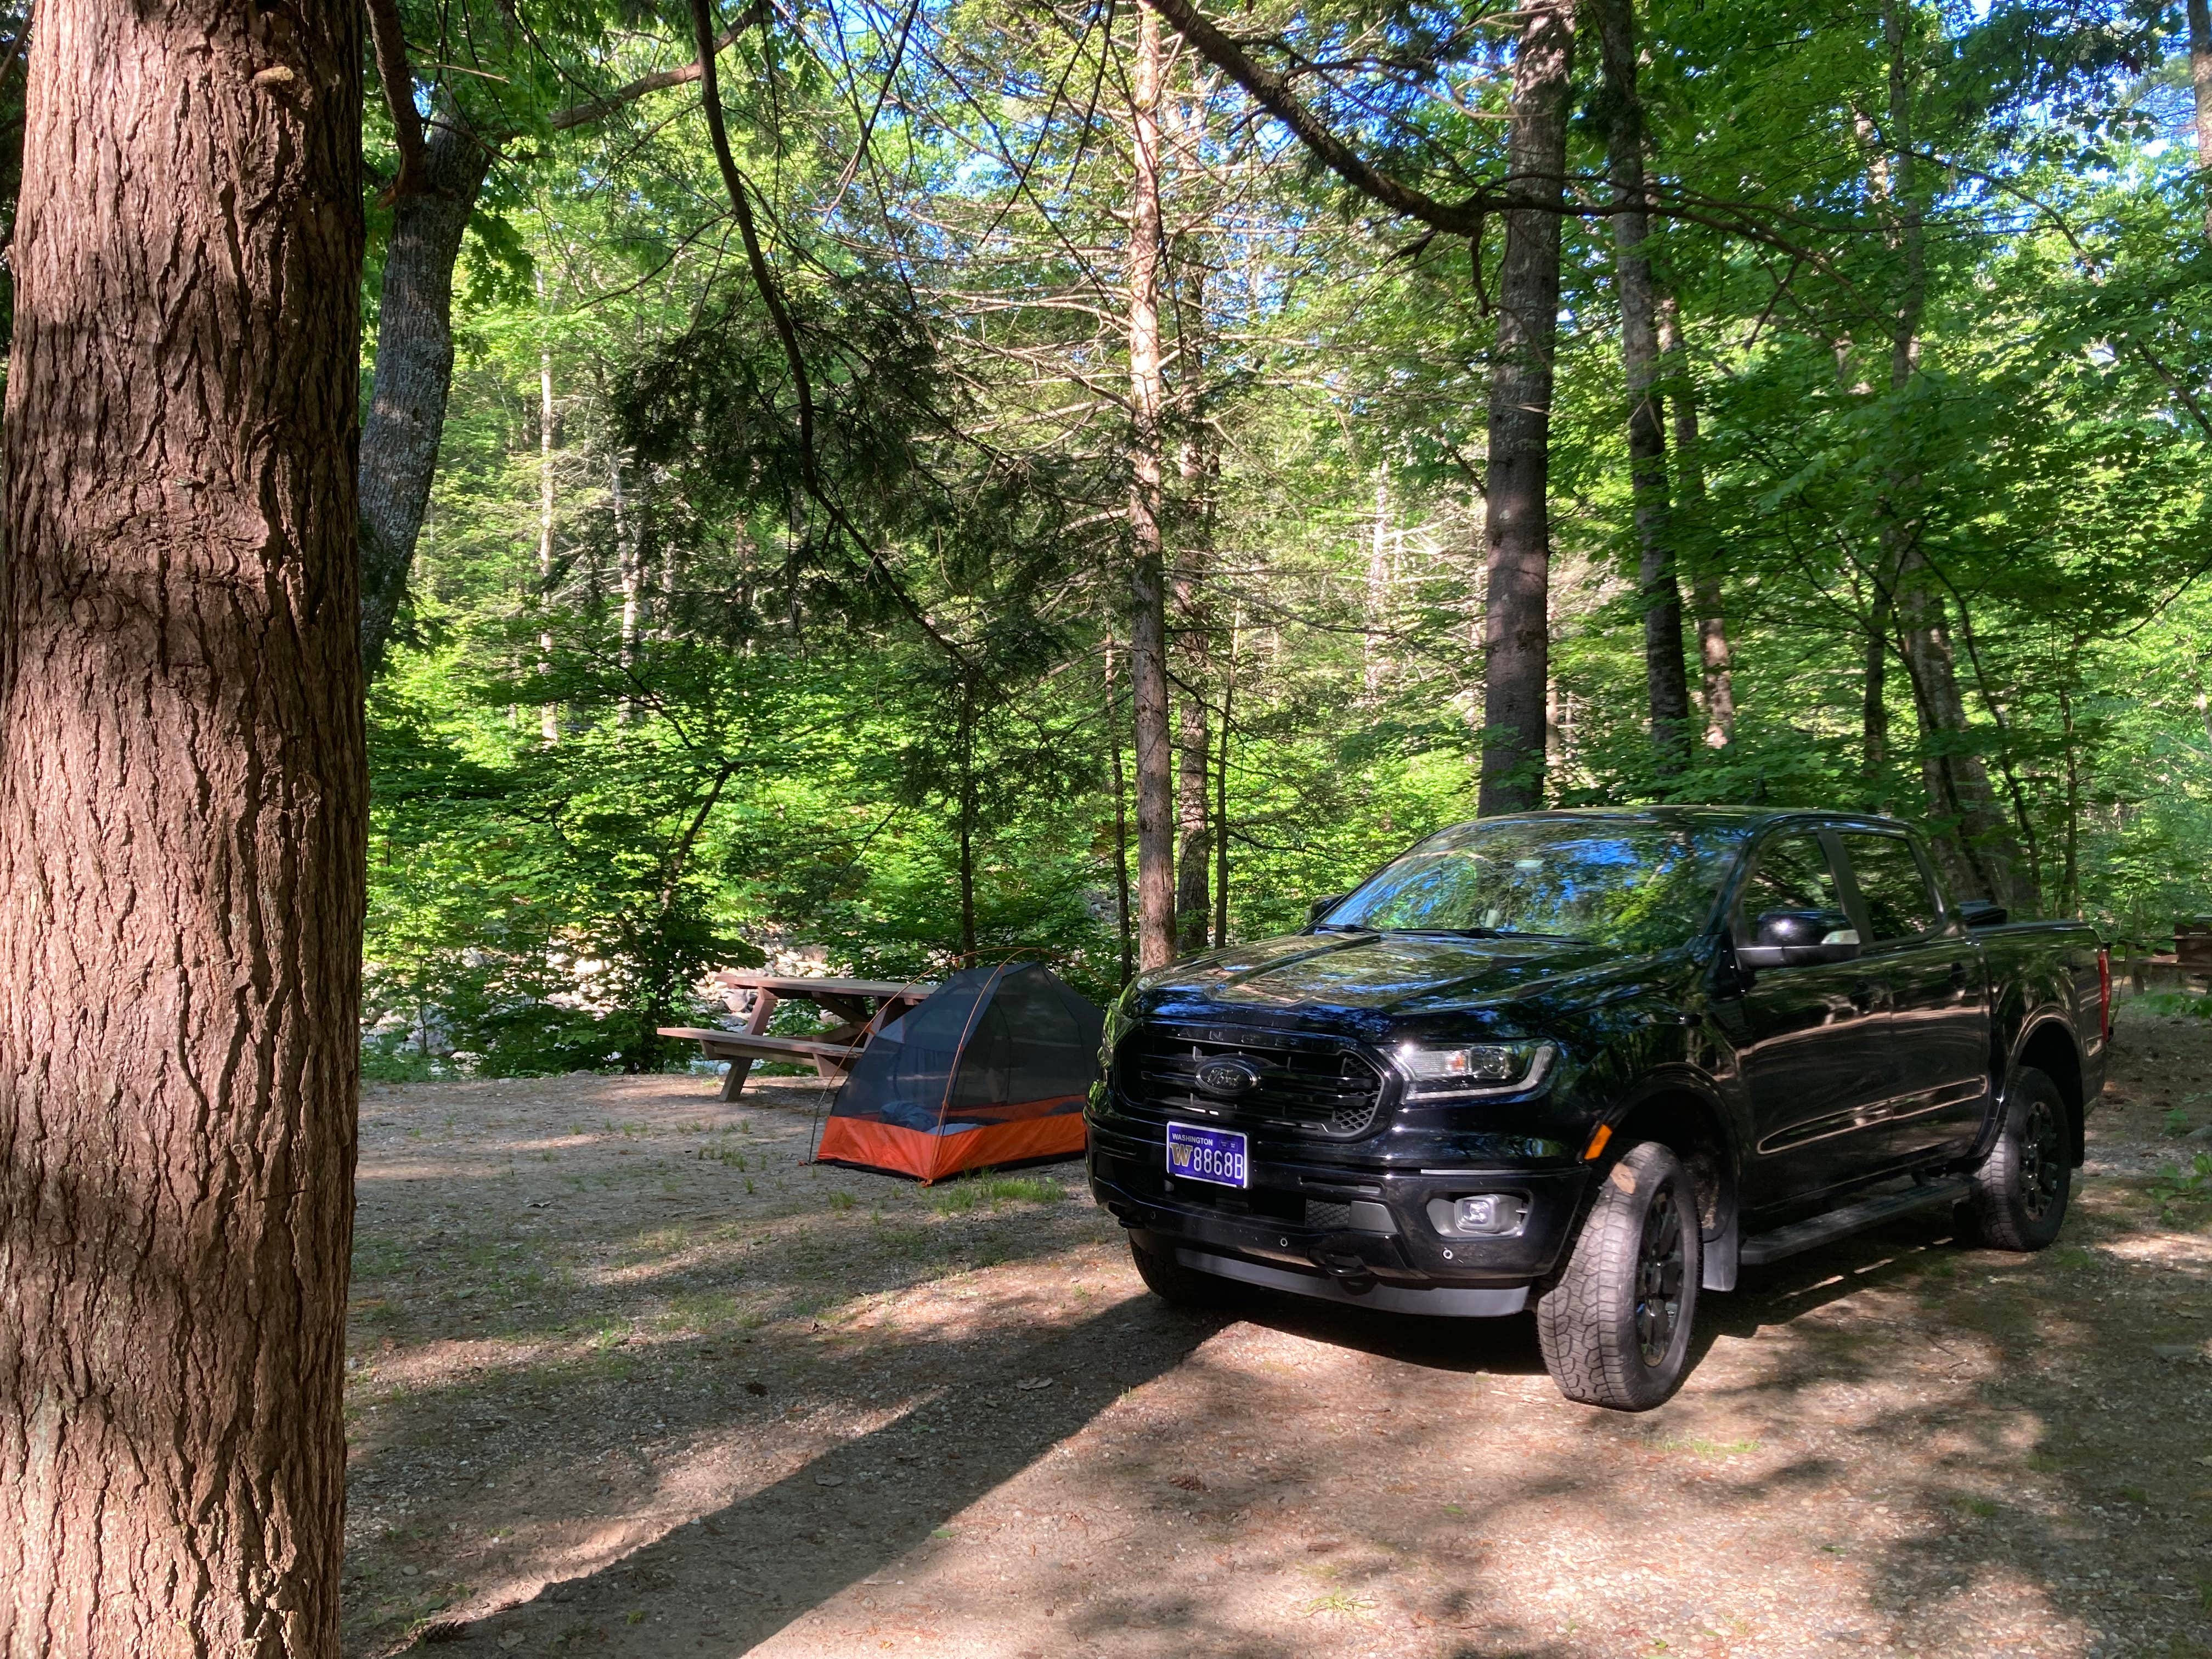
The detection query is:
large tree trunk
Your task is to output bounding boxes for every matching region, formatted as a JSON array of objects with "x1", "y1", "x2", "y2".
[
  {"x1": 1654, "y1": 292, "x2": 1733, "y2": 747},
  {"x1": 1876, "y1": 0, "x2": 2025, "y2": 903},
  {"x1": 0, "y1": 1, "x2": 366, "y2": 1652},
  {"x1": 1478, "y1": 0, "x2": 1576, "y2": 814},
  {"x1": 1128, "y1": 3, "x2": 1176, "y2": 968},
  {"x1": 1592, "y1": 0, "x2": 1688, "y2": 776},
  {"x1": 358, "y1": 108, "x2": 489, "y2": 675}
]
